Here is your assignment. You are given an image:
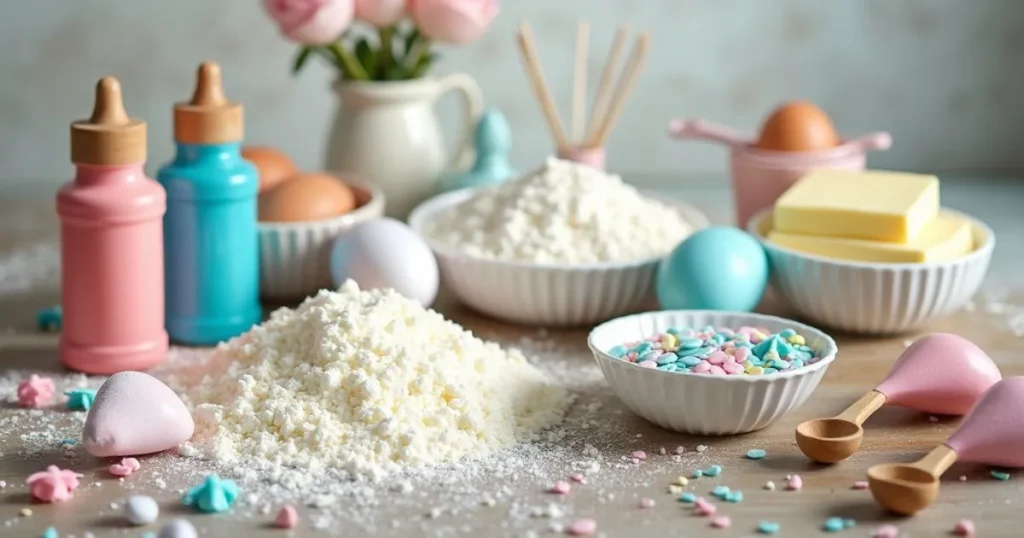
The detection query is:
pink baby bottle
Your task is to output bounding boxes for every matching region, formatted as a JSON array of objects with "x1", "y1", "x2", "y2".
[{"x1": 57, "y1": 77, "x2": 168, "y2": 374}]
